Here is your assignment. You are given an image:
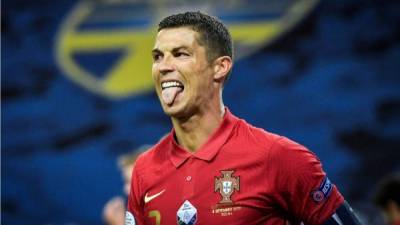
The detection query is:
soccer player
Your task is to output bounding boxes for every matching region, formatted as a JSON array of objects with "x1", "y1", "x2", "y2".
[
  {"x1": 126, "y1": 11, "x2": 362, "y2": 225},
  {"x1": 103, "y1": 146, "x2": 149, "y2": 225}
]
